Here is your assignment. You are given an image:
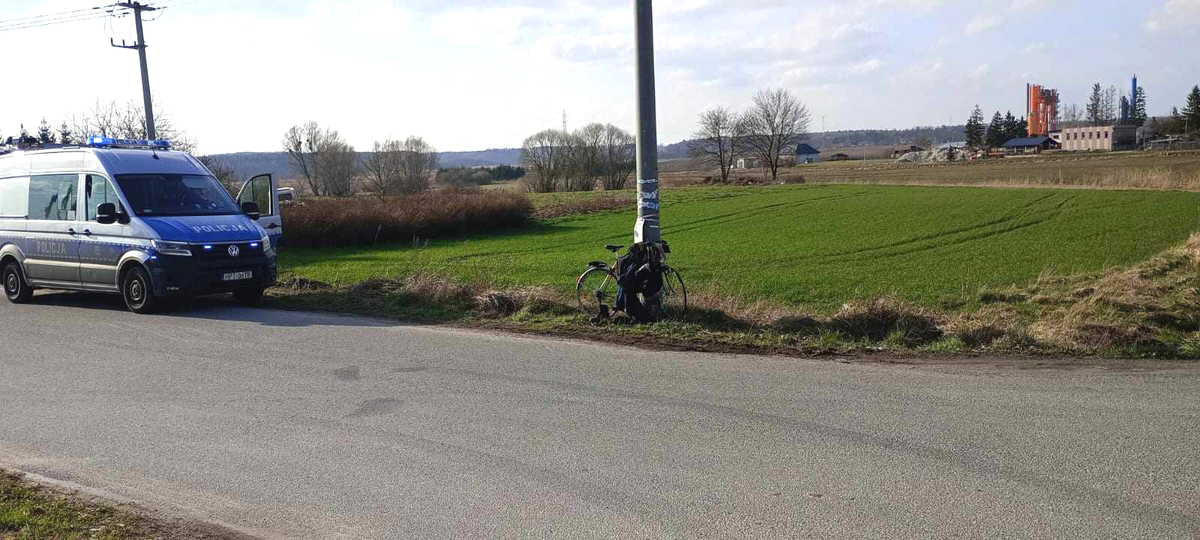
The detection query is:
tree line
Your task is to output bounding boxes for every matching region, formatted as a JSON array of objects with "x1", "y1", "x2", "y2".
[
  {"x1": 519, "y1": 123, "x2": 636, "y2": 193},
  {"x1": 1153, "y1": 85, "x2": 1200, "y2": 136},
  {"x1": 688, "y1": 88, "x2": 812, "y2": 183},
  {"x1": 964, "y1": 106, "x2": 1028, "y2": 149},
  {"x1": 282, "y1": 122, "x2": 439, "y2": 197}
]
